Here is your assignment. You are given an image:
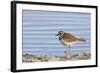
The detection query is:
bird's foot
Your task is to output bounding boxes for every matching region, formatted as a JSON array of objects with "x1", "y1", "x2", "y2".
[
  {"x1": 64, "y1": 54, "x2": 71, "y2": 59},
  {"x1": 67, "y1": 55, "x2": 71, "y2": 58}
]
